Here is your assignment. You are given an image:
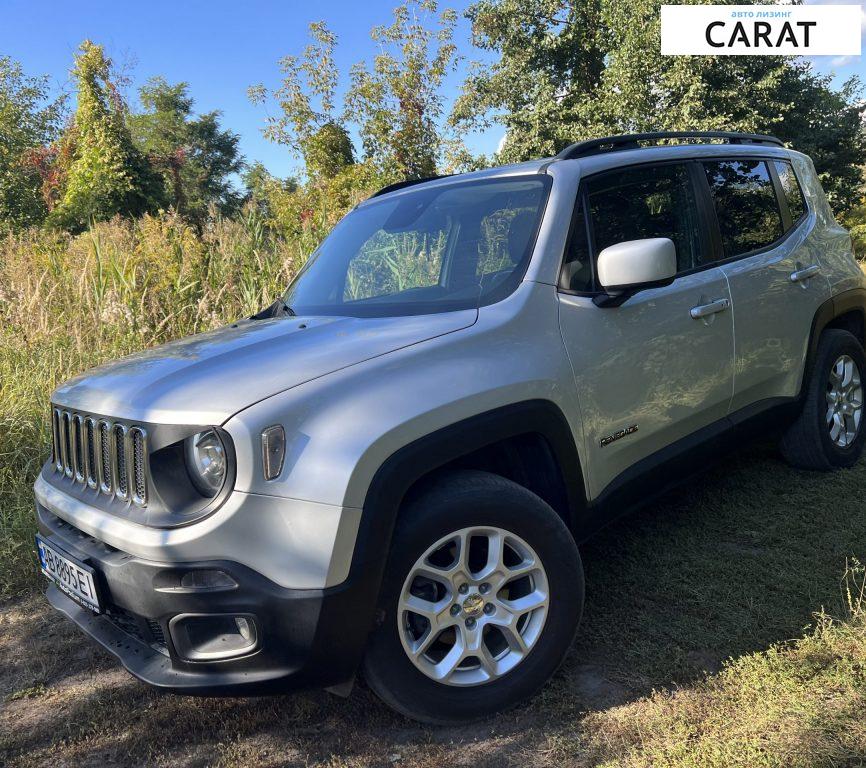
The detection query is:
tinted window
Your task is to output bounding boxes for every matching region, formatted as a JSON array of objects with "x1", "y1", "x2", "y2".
[
  {"x1": 774, "y1": 161, "x2": 806, "y2": 223},
  {"x1": 586, "y1": 164, "x2": 703, "y2": 273},
  {"x1": 704, "y1": 160, "x2": 783, "y2": 256},
  {"x1": 560, "y1": 205, "x2": 592, "y2": 292}
]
